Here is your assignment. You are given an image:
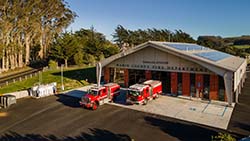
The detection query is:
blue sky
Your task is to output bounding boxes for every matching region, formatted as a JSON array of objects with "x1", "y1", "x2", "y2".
[{"x1": 65, "y1": 0, "x2": 250, "y2": 40}]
